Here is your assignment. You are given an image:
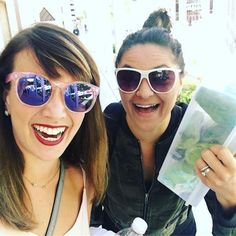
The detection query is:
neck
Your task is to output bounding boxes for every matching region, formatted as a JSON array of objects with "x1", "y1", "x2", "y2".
[
  {"x1": 127, "y1": 114, "x2": 171, "y2": 144},
  {"x1": 23, "y1": 159, "x2": 61, "y2": 188}
]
